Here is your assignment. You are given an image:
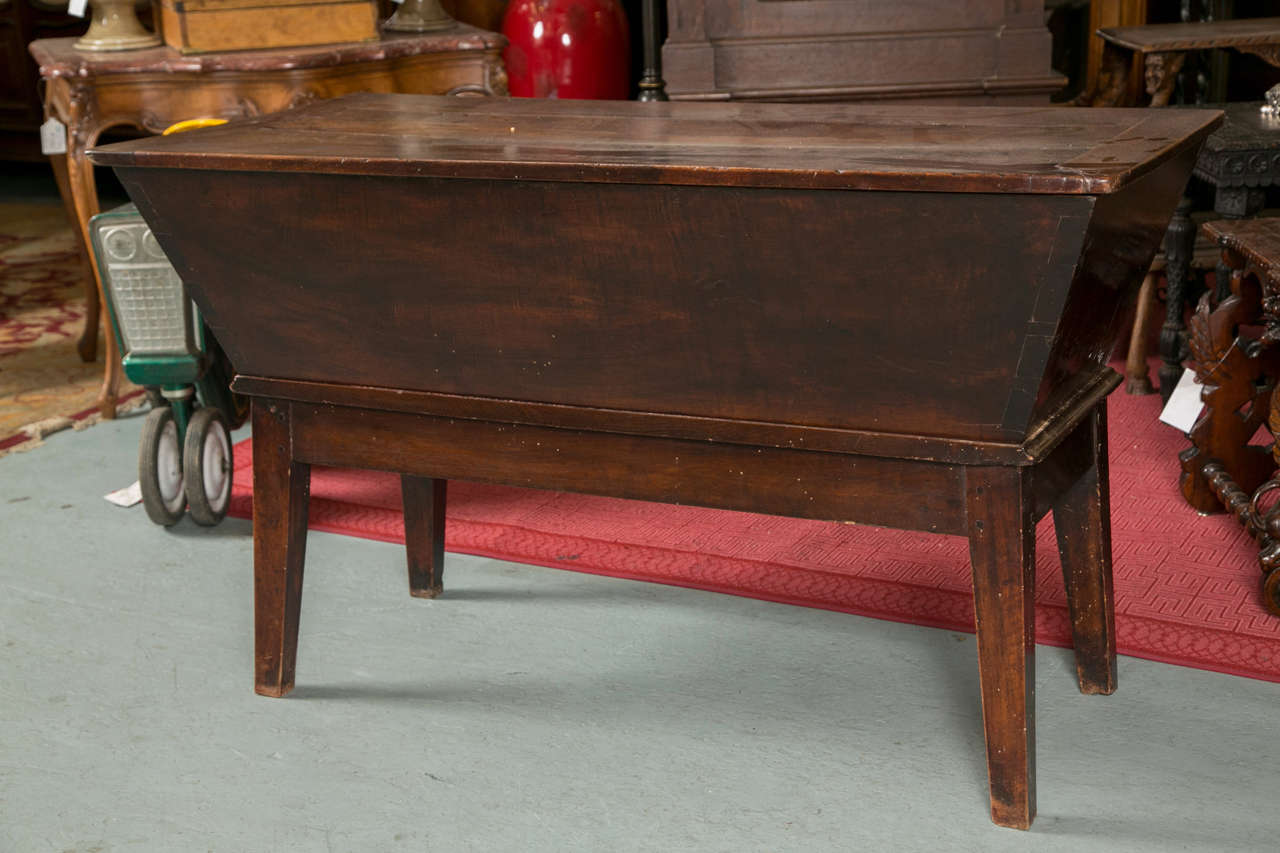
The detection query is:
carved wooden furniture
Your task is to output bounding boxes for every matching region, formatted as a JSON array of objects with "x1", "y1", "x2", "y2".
[
  {"x1": 1183, "y1": 218, "x2": 1280, "y2": 617},
  {"x1": 0, "y1": 1, "x2": 83, "y2": 161},
  {"x1": 1079, "y1": 17, "x2": 1280, "y2": 107},
  {"x1": 660, "y1": 0, "x2": 1063, "y2": 103},
  {"x1": 1134, "y1": 103, "x2": 1280, "y2": 402},
  {"x1": 1085, "y1": 0, "x2": 1149, "y2": 102},
  {"x1": 89, "y1": 94, "x2": 1218, "y2": 829},
  {"x1": 28, "y1": 27, "x2": 507, "y2": 418}
]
